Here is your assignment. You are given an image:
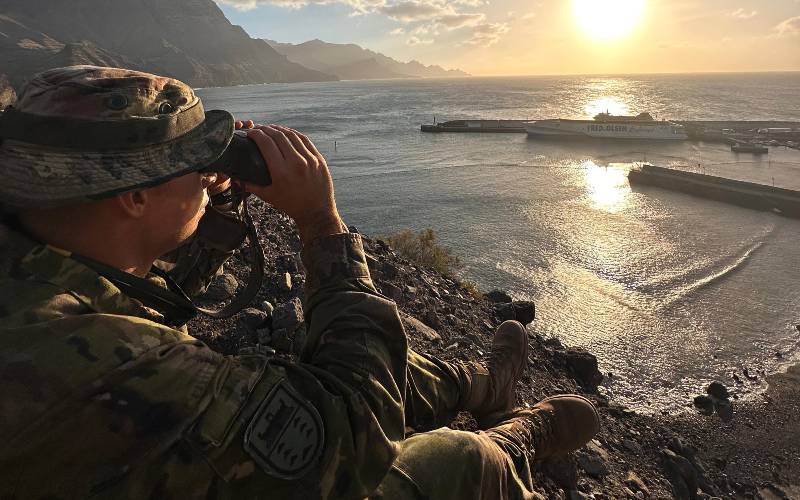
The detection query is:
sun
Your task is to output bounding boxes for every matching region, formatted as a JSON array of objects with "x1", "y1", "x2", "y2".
[{"x1": 573, "y1": 0, "x2": 646, "y2": 41}]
